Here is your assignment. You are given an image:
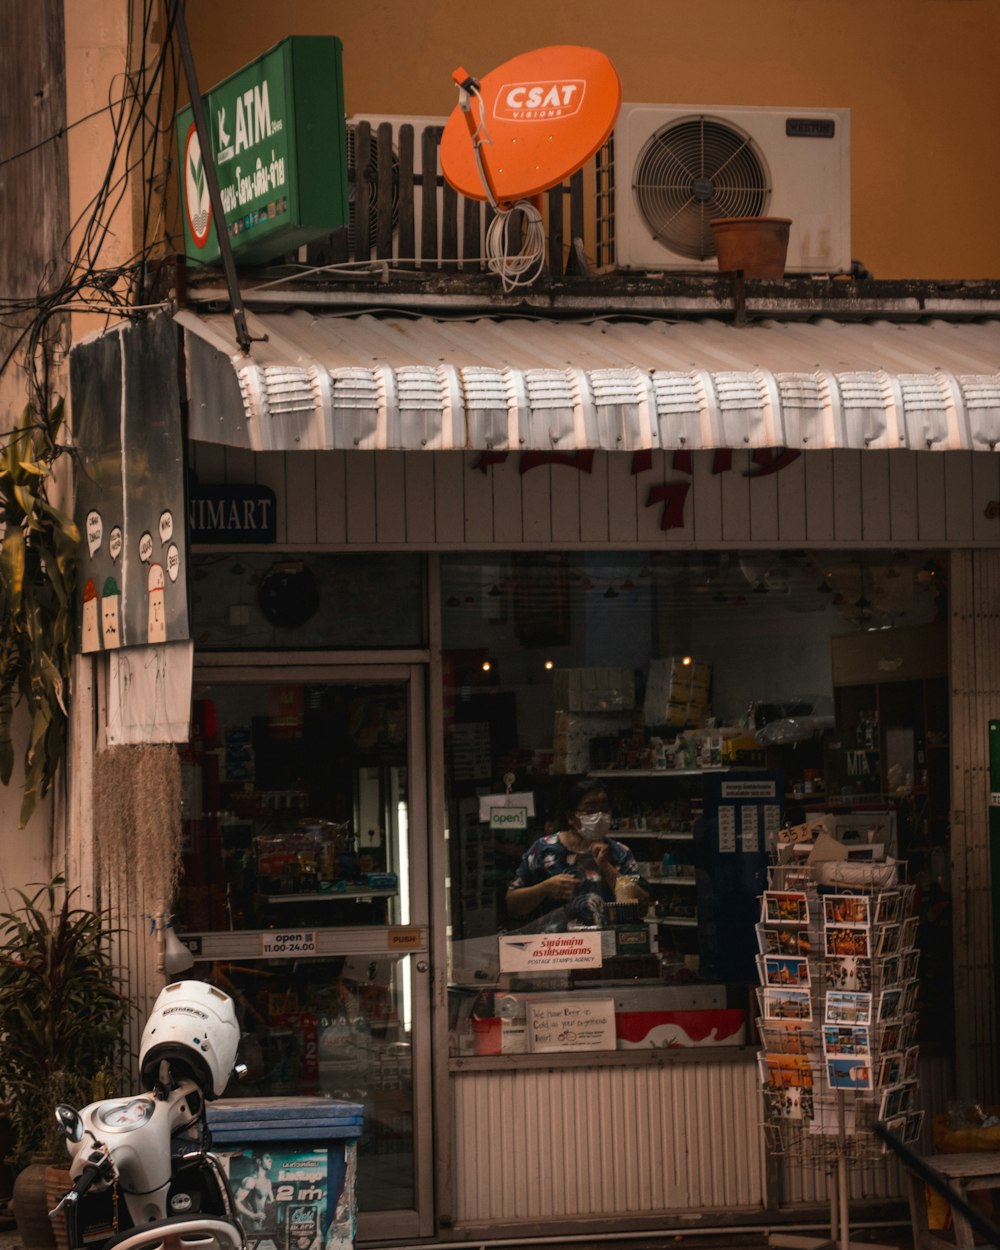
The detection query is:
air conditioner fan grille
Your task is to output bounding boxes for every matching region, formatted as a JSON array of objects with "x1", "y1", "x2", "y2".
[
  {"x1": 346, "y1": 125, "x2": 400, "y2": 253},
  {"x1": 632, "y1": 117, "x2": 769, "y2": 261}
]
